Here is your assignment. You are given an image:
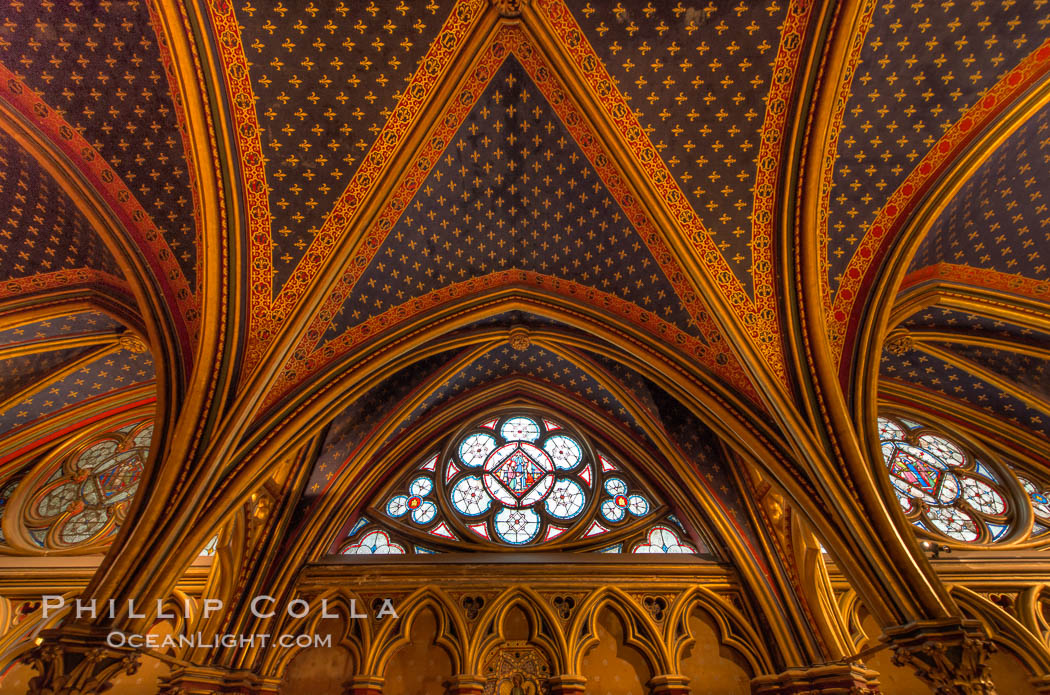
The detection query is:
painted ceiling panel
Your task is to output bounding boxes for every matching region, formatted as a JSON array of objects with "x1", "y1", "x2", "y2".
[
  {"x1": 827, "y1": 0, "x2": 1050, "y2": 287},
  {"x1": 910, "y1": 101, "x2": 1050, "y2": 281},
  {"x1": 880, "y1": 346, "x2": 1049, "y2": 439},
  {"x1": 0, "y1": 345, "x2": 155, "y2": 435},
  {"x1": 0, "y1": 347, "x2": 96, "y2": 404},
  {"x1": 0, "y1": 311, "x2": 121, "y2": 346},
  {"x1": 236, "y1": 0, "x2": 457, "y2": 290},
  {"x1": 0, "y1": 130, "x2": 120, "y2": 280},
  {"x1": 566, "y1": 0, "x2": 788, "y2": 294},
  {"x1": 945, "y1": 344, "x2": 1050, "y2": 399},
  {"x1": 0, "y1": 1, "x2": 198, "y2": 288},
  {"x1": 320, "y1": 57, "x2": 704, "y2": 345},
  {"x1": 901, "y1": 306, "x2": 1050, "y2": 345}
]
